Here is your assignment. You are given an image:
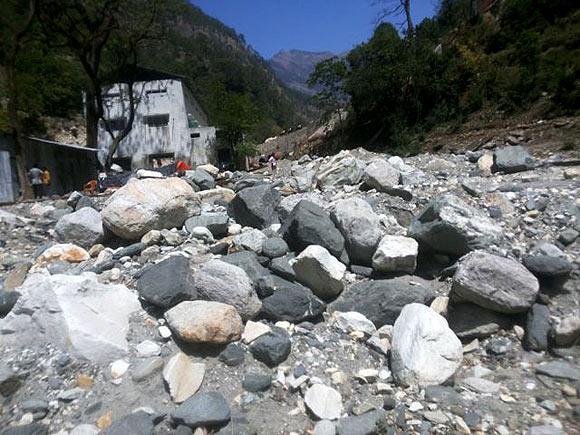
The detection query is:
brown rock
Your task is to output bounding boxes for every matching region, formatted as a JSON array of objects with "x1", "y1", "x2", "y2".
[
  {"x1": 33, "y1": 244, "x2": 90, "y2": 269},
  {"x1": 4, "y1": 263, "x2": 31, "y2": 290}
]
